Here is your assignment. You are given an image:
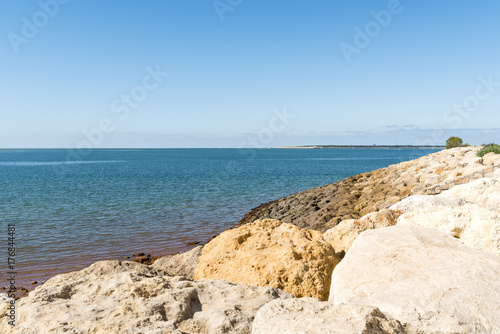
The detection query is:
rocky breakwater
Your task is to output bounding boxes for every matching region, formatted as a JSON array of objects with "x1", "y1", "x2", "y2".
[{"x1": 238, "y1": 146, "x2": 499, "y2": 232}]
